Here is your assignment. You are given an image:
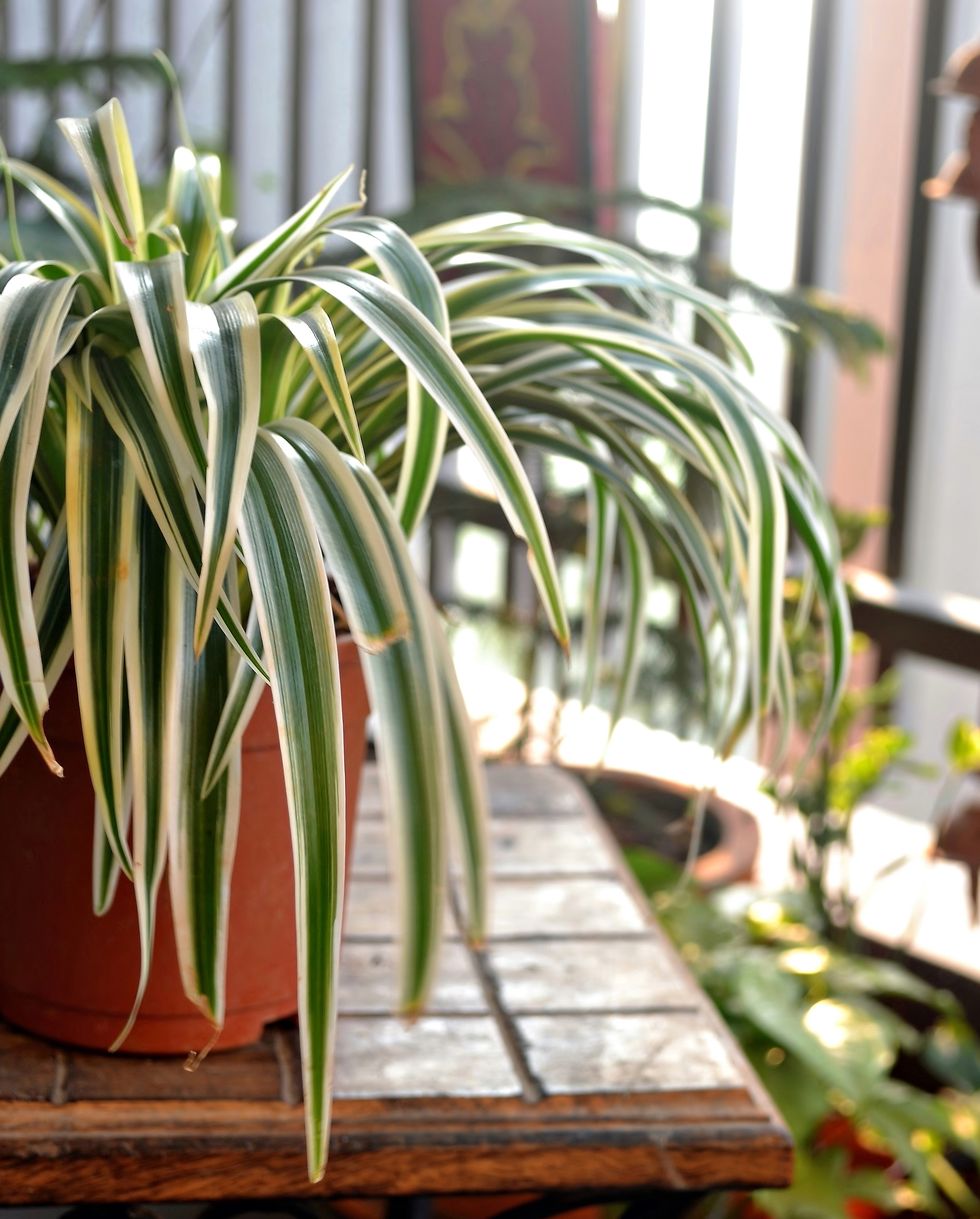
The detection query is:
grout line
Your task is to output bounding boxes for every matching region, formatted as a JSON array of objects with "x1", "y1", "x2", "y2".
[{"x1": 448, "y1": 888, "x2": 544, "y2": 1105}]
